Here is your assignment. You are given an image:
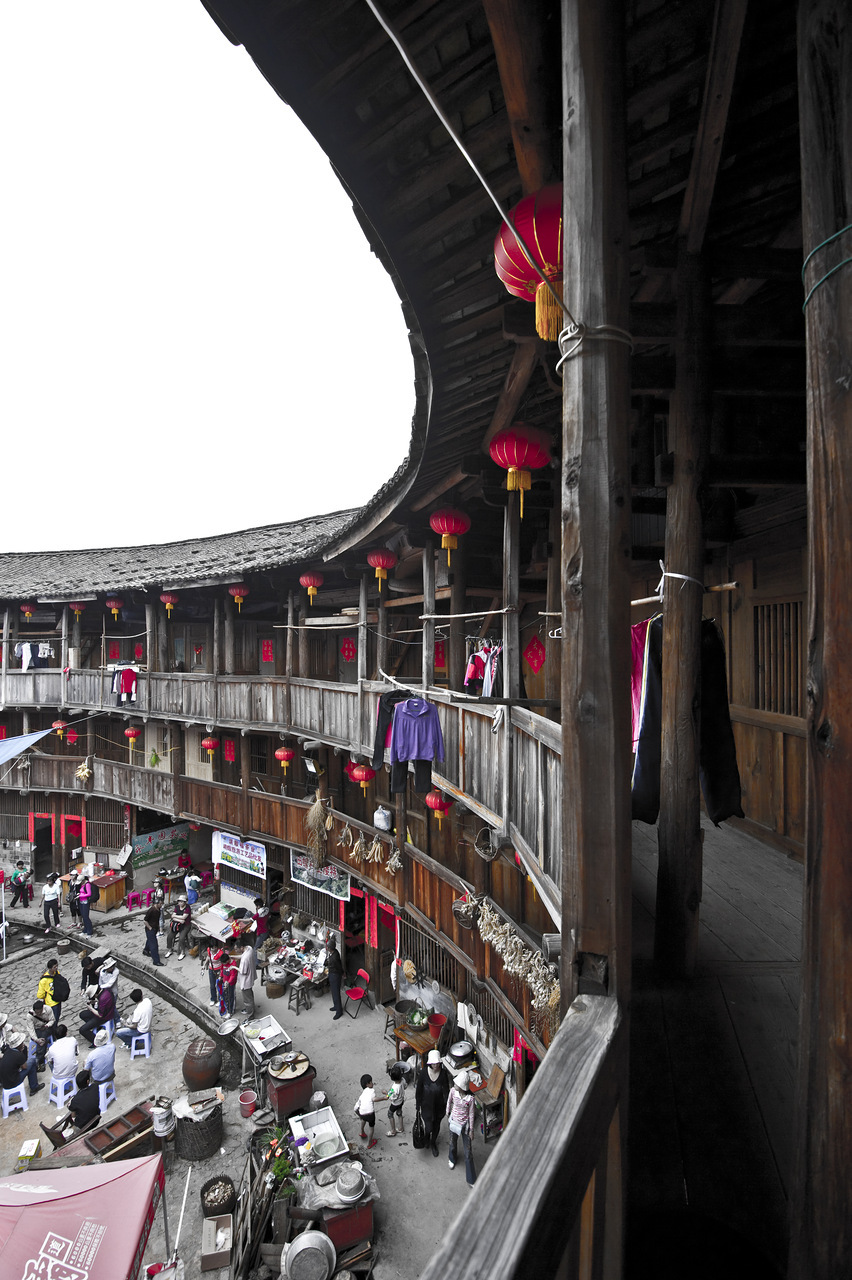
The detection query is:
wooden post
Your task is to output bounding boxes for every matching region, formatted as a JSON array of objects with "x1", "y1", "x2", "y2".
[
  {"x1": 789, "y1": 5, "x2": 852, "y2": 1276},
  {"x1": 422, "y1": 539, "x2": 436, "y2": 689},
  {"x1": 60, "y1": 606, "x2": 68, "y2": 672},
  {"x1": 449, "y1": 541, "x2": 467, "y2": 691},
  {"x1": 240, "y1": 732, "x2": 251, "y2": 836},
  {"x1": 157, "y1": 604, "x2": 169, "y2": 674},
  {"x1": 544, "y1": 504, "x2": 561, "y2": 715},
  {"x1": 503, "y1": 492, "x2": 521, "y2": 700},
  {"x1": 171, "y1": 723, "x2": 184, "y2": 821},
  {"x1": 560, "y1": 0, "x2": 632, "y2": 1008},
  {"x1": 358, "y1": 575, "x2": 368, "y2": 684},
  {"x1": 212, "y1": 598, "x2": 222, "y2": 676},
  {"x1": 285, "y1": 591, "x2": 295, "y2": 679},
  {"x1": 1, "y1": 608, "x2": 7, "y2": 710},
  {"x1": 145, "y1": 601, "x2": 157, "y2": 674},
  {"x1": 298, "y1": 594, "x2": 310, "y2": 679},
  {"x1": 654, "y1": 242, "x2": 709, "y2": 978},
  {"x1": 376, "y1": 592, "x2": 388, "y2": 678},
  {"x1": 223, "y1": 595, "x2": 235, "y2": 675}
]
